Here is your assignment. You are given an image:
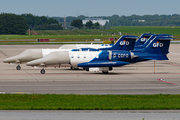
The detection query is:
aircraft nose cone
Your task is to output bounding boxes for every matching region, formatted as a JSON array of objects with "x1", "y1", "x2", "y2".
[
  {"x1": 26, "y1": 58, "x2": 44, "y2": 66},
  {"x1": 26, "y1": 51, "x2": 70, "y2": 67},
  {"x1": 3, "y1": 58, "x2": 10, "y2": 63},
  {"x1": 3, "y1": 56, "x2": 19, "y2": 63}
]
